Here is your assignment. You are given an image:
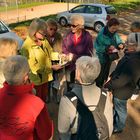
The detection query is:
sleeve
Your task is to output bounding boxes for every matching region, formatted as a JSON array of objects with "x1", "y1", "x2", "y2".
[
  {"x1": 86, "y1": 33, "x2": 94, "y2": 56},
  {"x1": 62, "y1": 36, "x2": 70, "y2": 55},
  {"x1": 115, "y1": 33, "x2": 123, "y2": 46},
  {"x1": 104, "y1": 73, "x2": 131, "y2": 91},
  {"x1": 58, "y1": 96, "x2": 74, "y2": 140},
  {"x1": 34, "y1": 105, "x2": 54, "y2": 140}
]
